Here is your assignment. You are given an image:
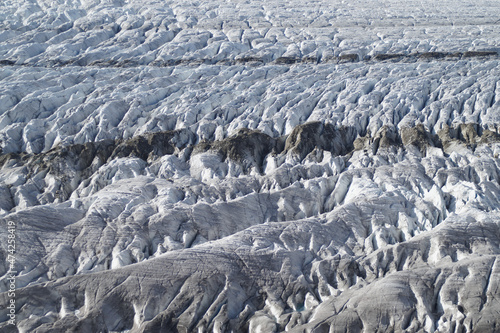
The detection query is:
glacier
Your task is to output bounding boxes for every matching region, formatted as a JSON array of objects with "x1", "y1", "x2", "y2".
[{"x1": 1, "y1": 0, "x2": 500, "y2": 332}]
